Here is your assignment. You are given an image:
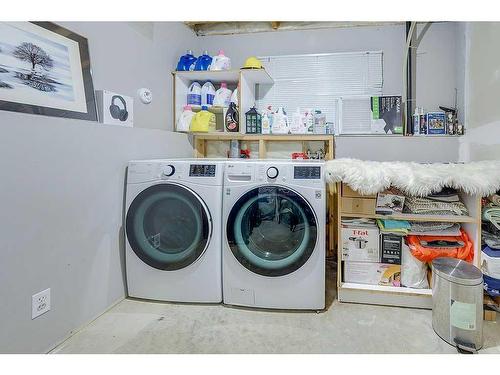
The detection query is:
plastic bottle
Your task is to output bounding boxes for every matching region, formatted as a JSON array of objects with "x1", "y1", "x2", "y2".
[
  {"x1": 194, "y1": 50, "x2": 212, "y2": 71},
  {"x1": 313, "y1": 110, "x2": 327, "y2": 134},
  {"x1": 213, "y1": 82, "x2": 232, "y2": 107},
  {"x1": 210, "y1": 50, "x2": 231, "y2": 71},
  {"x1": 304, "y1": 109, "x2": 314, "y2": 134},
  {"x1": 230, "y1": 88, "x2": 238, "y2": 104},
  {"x1": 229, "y1": 140, "x2": 240, "y2": 158},
  {"x1": 261, "y1": 111, "x2": 271, "y2": 134},
  {"x1": 177, "y1": 105, "x2": 195, "y2": 132},
  {"x1": 201, "y1": 81, "x2": 216, "y2": 107},
  {"x1": 273, "y1": 107, "x2": 289, "y2": 134},
  {"x1": 225, "y1": 102, "x2": 239, "y2": 132},
  {"x1": 176, "y1": 50, "x2": 197, "y2": 71},
  {"x1": 187, "y1": 81, "x2": 202, "y2": 106},
  {"x1": 290, "y1": 108, "x2": 305, "y2": 134},
  {"x1": 413, "y1": 107, "x2": 421, "y2": 135},
  {"x1": 190, "y1": 105, "x2": 216, "y2": 132}
]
